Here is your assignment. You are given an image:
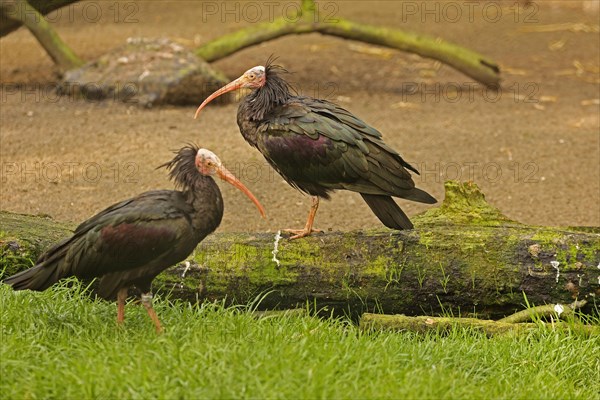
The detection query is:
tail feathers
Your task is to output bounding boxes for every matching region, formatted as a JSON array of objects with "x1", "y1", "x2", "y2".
[
  {"x1": 402, "y1": 188, "x2": 437, "y2": 204},
  {"x1": 361, "y1": 194, "x2": 414, "y2": 230},
  {"x1": 3, "y1": 261, "x2": 65, "y2": 292}
]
